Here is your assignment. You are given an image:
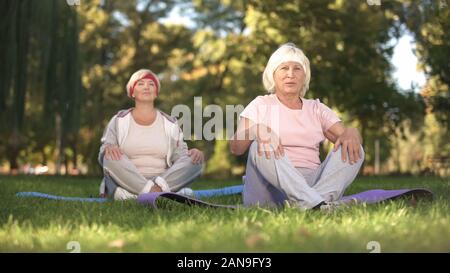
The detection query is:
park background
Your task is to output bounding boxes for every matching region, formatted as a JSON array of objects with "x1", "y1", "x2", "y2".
[
  {"x1": 0, "y1": 0, "x2": 449, "y2": 253},
  {"x1": 0, "y1": 0, "x2": 448, "y2": 178}
]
